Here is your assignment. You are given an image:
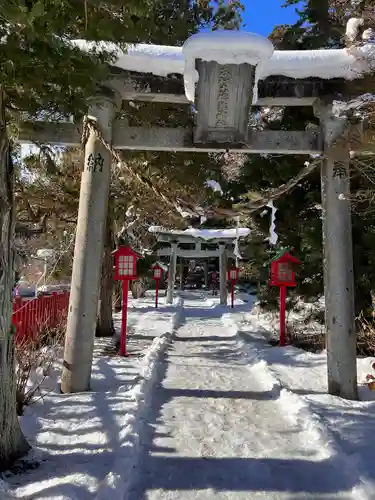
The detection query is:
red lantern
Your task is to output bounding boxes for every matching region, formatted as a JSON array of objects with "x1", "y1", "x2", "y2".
[
  {"x1": 227, "y1": 267, "x2": 239, "y2": 282},
  {"x1": 227, "y1": 266, "x2": 239, "y2": 308},
  {"x1": 269, "y1": 251, "x2": 301, "y2": 347},
  {"x1": 152, "y1": 264, "x2": 163, "y2": 281},
  {"x1": 152, "y1": 263, "x2": 164, "y2": 308},
  {"x1": 113, "y1": 246, "x2": 139, "y2": 281},
  {"x1": 112, "y1": 246, "x2": 140, "y2": 356},
  {"x1": 270, "y1": 251, "x2": 300, "y2": 288}
]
